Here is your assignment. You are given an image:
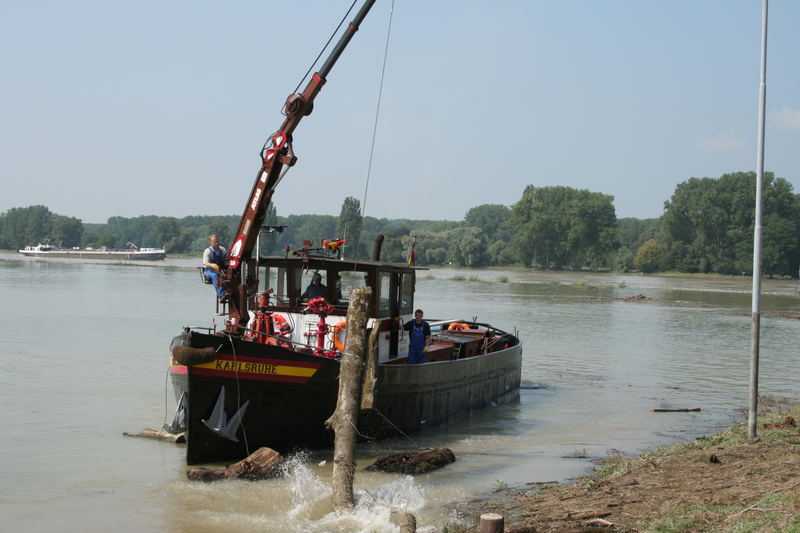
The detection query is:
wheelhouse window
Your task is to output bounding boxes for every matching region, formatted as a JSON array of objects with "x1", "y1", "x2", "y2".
[
  {"x1": 377, "y1": 271, "x2": 391, "y2": 316},
  {"x1": 336, "y1": 269, "x2": 369, "y2": 307},
  {"x1": 299, "y1": 269, "x2": 329, "y2": 302},
  {"x1": 399, "y1": 272, "x2": 414, "y2": 315},
  {"x1": 259, "y1": 266, "x2": 288, "y2": 306}
]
